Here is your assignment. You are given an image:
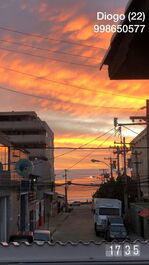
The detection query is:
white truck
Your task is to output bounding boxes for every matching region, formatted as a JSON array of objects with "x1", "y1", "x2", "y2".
[{"x1": 93, "y1": 198, "x2": 122, "y2": 236}]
